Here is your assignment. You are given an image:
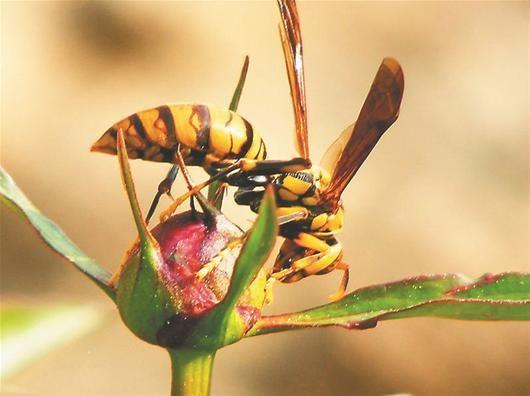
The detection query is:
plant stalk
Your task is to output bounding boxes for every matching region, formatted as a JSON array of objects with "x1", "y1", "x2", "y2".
[{"x1": 168, "y1": 348, "x2": 216, "y2": 396}]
